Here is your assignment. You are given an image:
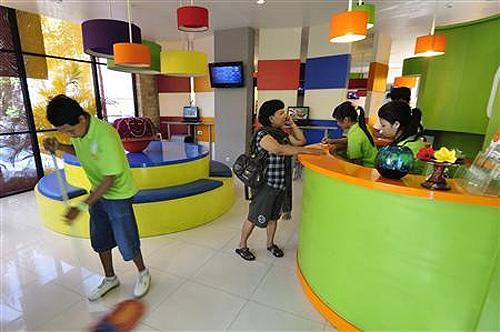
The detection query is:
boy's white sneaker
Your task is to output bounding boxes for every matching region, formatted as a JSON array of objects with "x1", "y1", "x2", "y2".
[
  {"x1": 134, "y1": 268, "x2": 151, "y2": 298},
  {"x1": 88, "y1": 276, "x2": 120, "y2": 301}
]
